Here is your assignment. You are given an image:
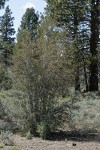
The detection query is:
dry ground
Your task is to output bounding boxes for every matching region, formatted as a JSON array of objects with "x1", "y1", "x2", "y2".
[{"x1": 1, "y1": 134, "x2": 100, "y2": 150}]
